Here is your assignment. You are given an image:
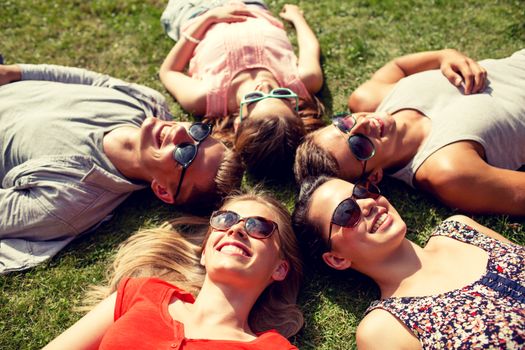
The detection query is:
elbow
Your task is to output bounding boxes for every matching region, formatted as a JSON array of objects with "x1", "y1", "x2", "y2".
[{"x1": 348, "y1": 87, "x2": 376, "y2": 112}]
